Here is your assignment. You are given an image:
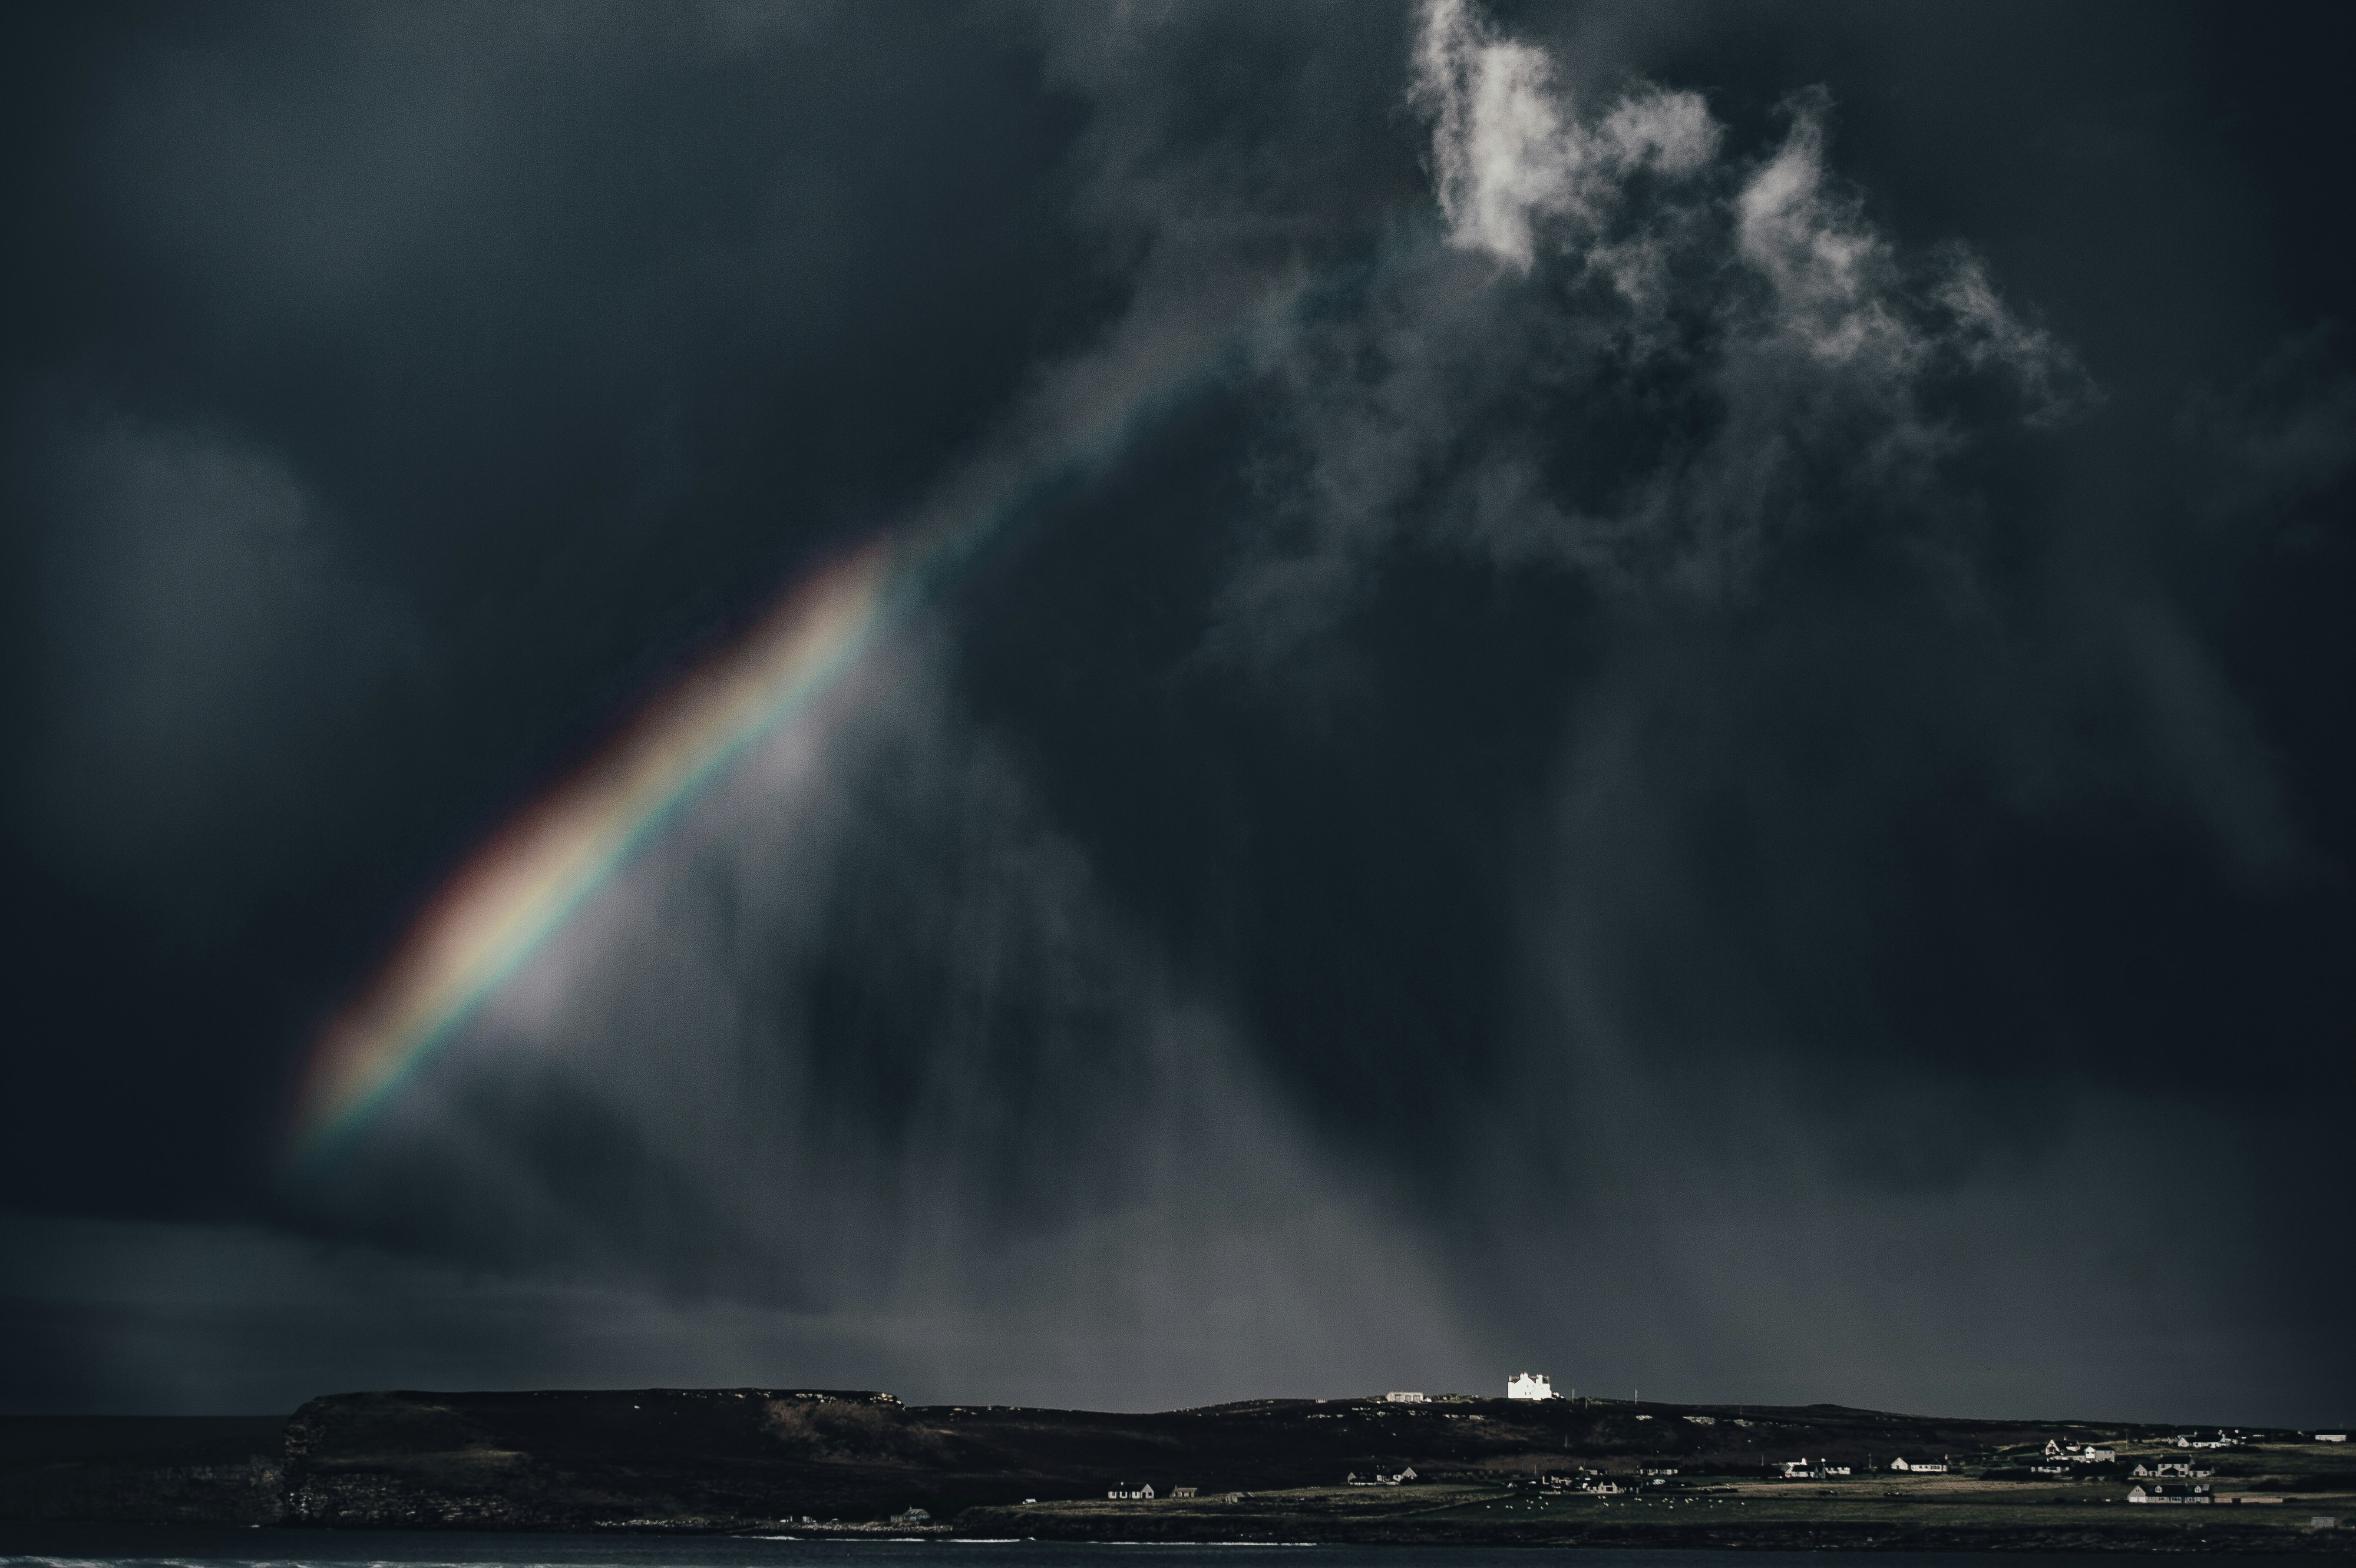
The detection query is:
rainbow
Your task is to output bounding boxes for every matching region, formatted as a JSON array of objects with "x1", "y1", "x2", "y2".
[
  {"x1": 285, "y1": 540, "x2": 899, "y2": 1169},
  {"x1": 280, "y1": 271, "x2": 1353, "y2": 1173}
]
